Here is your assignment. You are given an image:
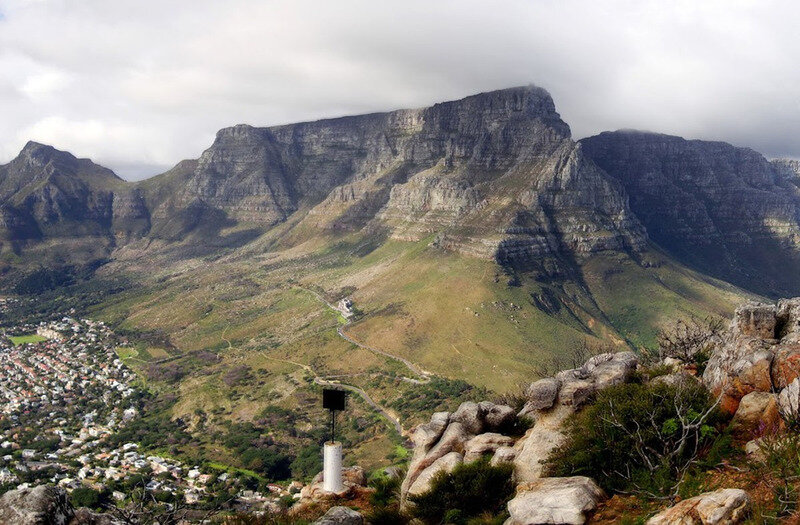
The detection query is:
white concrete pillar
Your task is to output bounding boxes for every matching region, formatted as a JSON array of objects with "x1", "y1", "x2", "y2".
[{"x1": 323, "y1": 441, "x2": 343, "y2": 493}]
